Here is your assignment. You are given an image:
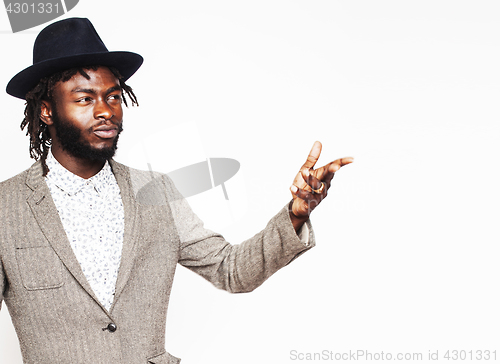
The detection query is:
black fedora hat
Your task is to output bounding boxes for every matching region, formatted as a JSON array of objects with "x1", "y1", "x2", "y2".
[{"x1": 6, "y1": 17, "x2": 143, "y2": 99}]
